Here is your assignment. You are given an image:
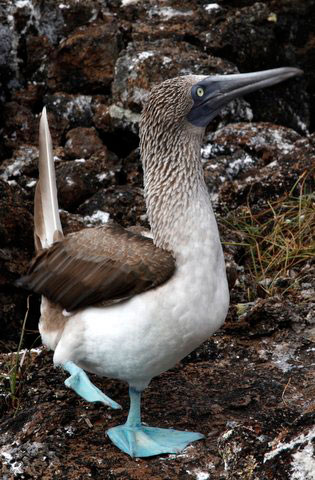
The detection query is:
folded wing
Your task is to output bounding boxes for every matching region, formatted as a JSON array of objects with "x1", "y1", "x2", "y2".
[{"x1": 18, "y1": 224, "x2": 175, "y2": 312}]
